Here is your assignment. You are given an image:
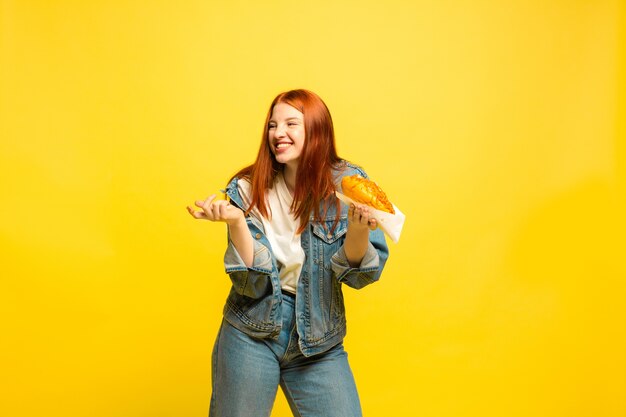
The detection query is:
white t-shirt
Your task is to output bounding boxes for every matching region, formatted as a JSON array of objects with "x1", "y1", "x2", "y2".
[{"x1": 238, "y1": 173, "x2": 305, "y2": 294}]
